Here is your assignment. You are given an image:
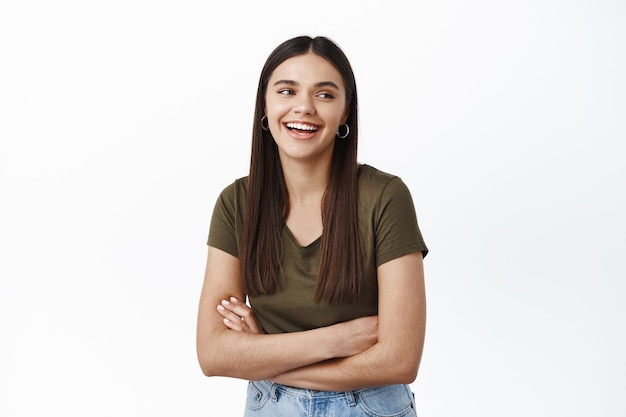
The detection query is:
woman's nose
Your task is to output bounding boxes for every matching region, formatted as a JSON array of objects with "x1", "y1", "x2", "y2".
[{"x1": 293, "y1": 95, "x2": 315, "y2": 115}]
